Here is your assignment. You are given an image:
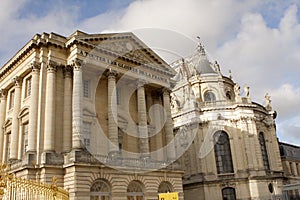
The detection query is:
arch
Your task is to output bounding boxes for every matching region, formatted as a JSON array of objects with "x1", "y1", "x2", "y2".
[
  {"x1": 259, "y1": 132, "x2": 270, "y2": 171},
  {"x1": 214, "y1": 131, "x2": 234, "y2": 174},
  {"x1": 204, "y1": 91, "x2": 216, "y2": 102},
  {"x1": 127, "y1": 180, "x2": 144, "y2": 200},
  {"x1": 222, "y1": 187, "x2": 236, "y2": 200},
  {"x1": 158, "y1": 181, "x2": 173, "y2": 193},
  {"x1": 90, "y1": 179, "x2": 111, "y2": 200}
]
